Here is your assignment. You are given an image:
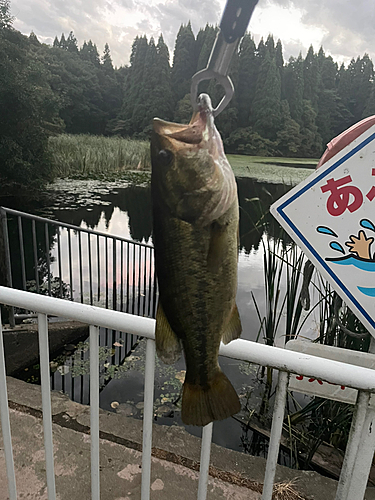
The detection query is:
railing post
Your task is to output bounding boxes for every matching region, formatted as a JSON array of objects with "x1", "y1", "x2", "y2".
[
  {"x1": 90, "y1": 325, "x2": 100, "y2": 500},
  {"x1": 141, "y1": 338, "x2": 156, "y2": 500},
  {"x1": 344, "y1": 405, "x2": 375, "y2": 500},
  {"x1": 261, "y1": 370, "x2": 289, "y2": 500},
  {"x1": 0, "y1": 310, "x2": 17, "y2": 499},
  {"x1": 335, "y1": 390, "x2": 370, "y2": 500},
  {"x1": 197, "y1": 423, "x2": 213, "y2": 500},
  {"x1": 0, "y1": 209, "x2": 14, "y2": 327},
  {"x1": 38, "y1": 313, "x2": 56, "y2": 500}
]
